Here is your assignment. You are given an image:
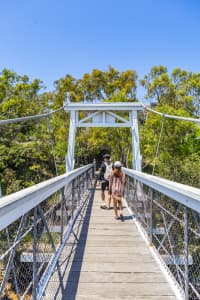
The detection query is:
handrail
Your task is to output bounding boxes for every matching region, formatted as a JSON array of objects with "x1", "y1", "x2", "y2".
[
  {"x1": 123, "y1": 168, "x2": 200, "y2": 213},
  {"x1": 0, "y1": 164, "x2": 92, "y2": 231}
]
